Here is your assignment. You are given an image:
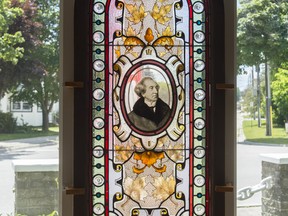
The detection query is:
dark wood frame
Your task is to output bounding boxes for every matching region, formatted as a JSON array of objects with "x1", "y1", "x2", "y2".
[{"x1": 73, "y1": 0, "x2": 227, "y2": 215}]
